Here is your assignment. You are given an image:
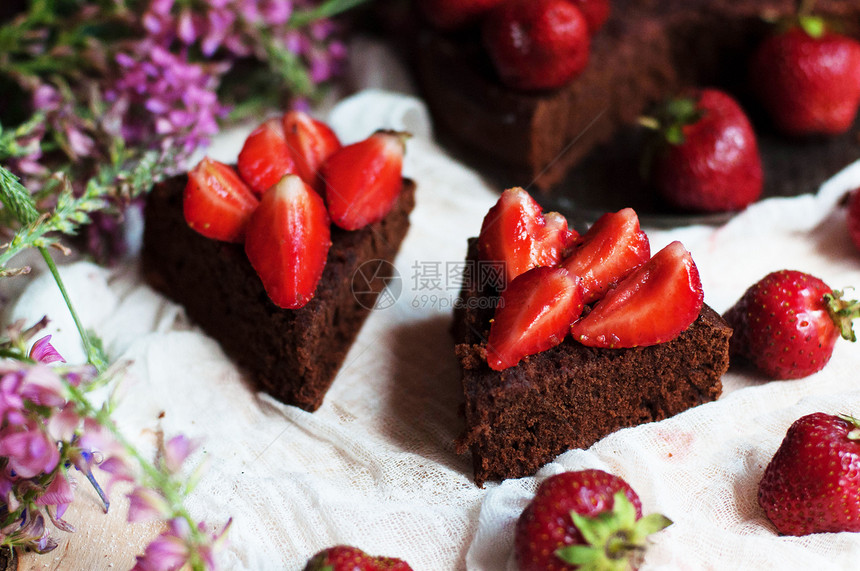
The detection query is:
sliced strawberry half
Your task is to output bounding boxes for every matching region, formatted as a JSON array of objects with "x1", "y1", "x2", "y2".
[
  {"x1": 487, "y1": 266, "x2": 584, "y2": 371},
  {"x1": 183, "y1": 157, "x2": 259, "y2": 243},
  {"x1": 237, "y1": 118, "x2": 297, "y2": 195},
  {"x1": 571, "y1": 241, "x2": 703, "y2": 348},
  {"x1": 321, "y1": 130, "x2": 406, "y2": 231},
  {"x1": 283, "y1": 110, "x2": 341, "y2": 190},
  {"x1": 244, "y1": 175, "x2": 332, "y2": 309},
  {"x1": 478, "y1": 188, "x2": 579, "y2": 286},
  {"x1": 560, "y1": 208, "x2": 650, "y2": 303}
]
